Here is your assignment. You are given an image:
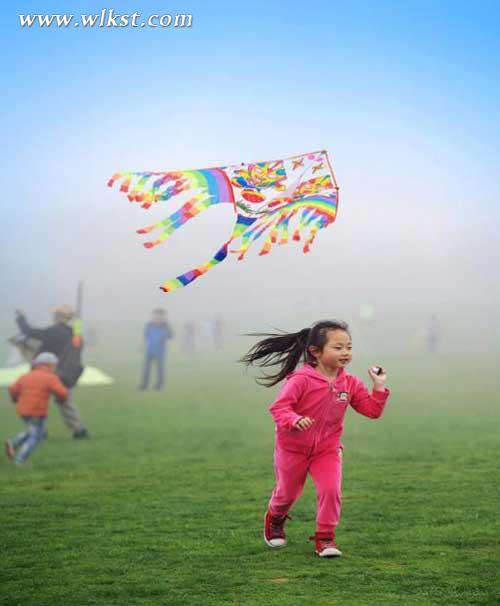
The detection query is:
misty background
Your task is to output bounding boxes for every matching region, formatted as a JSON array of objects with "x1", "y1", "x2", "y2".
[{"x1": 1, "y1": 0, "x2": 499, "y2": 370}]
